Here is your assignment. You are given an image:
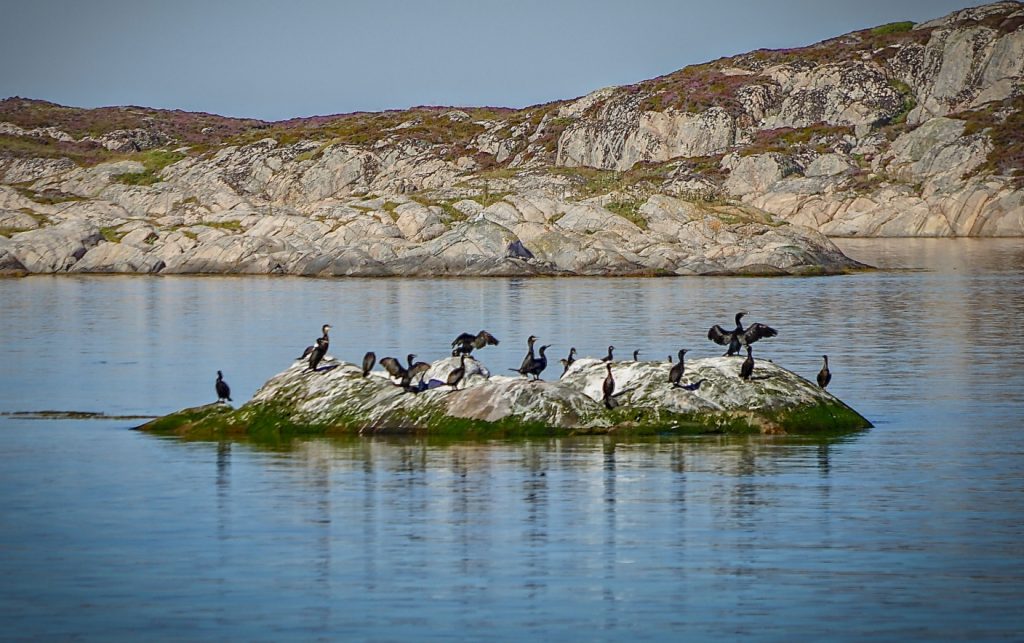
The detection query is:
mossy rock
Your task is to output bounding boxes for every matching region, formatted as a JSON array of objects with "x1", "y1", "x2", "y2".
[{"x1": 138, "y1": 354, "x2": 871, "y2": 441}]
